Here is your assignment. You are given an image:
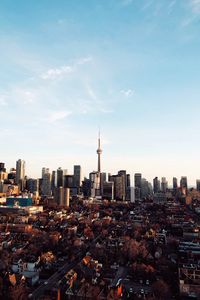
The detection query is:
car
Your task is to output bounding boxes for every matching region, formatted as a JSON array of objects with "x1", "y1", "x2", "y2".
[{"x1": 44, "y1": 281, "x2": 48, "y2": 285}]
